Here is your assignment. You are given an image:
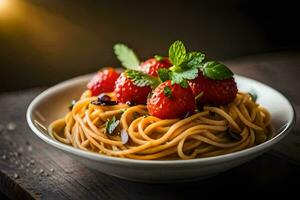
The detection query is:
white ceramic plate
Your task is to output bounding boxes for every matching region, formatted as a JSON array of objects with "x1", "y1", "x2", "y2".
[{"x1": 26, "y1": 74, "x2": 296, "y2": 183}]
